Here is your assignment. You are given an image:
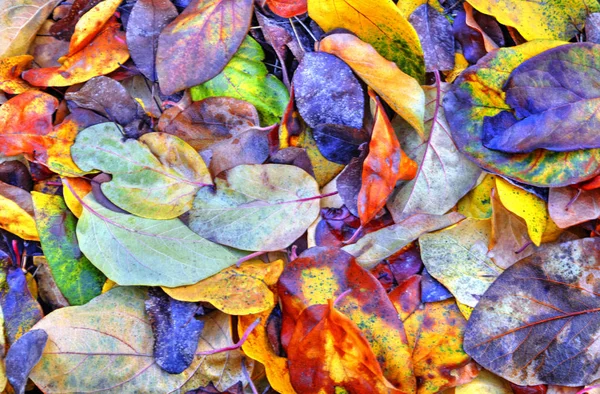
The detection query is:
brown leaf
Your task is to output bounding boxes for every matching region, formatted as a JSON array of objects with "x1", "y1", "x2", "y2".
[{"x1": 549, "y1": 187, "x2": 600, "y2": 228}]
